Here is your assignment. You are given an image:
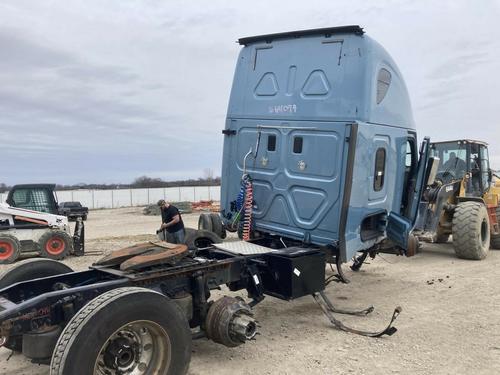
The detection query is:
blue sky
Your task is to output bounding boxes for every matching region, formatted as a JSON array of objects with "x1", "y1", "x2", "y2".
[{"x1": 1, "y1": 0, "x2": 499, "y2": 184}]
